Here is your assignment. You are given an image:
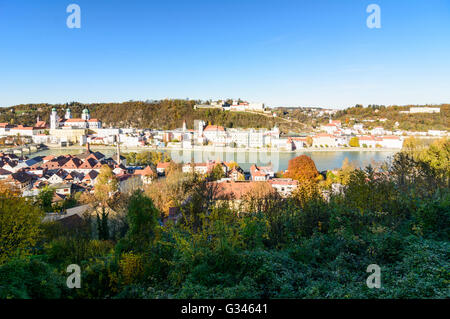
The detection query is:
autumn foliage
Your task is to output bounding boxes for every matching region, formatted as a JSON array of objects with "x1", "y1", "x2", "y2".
[{"x1": 284, "y1": 155, "x2": 319, "y2": 182}]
